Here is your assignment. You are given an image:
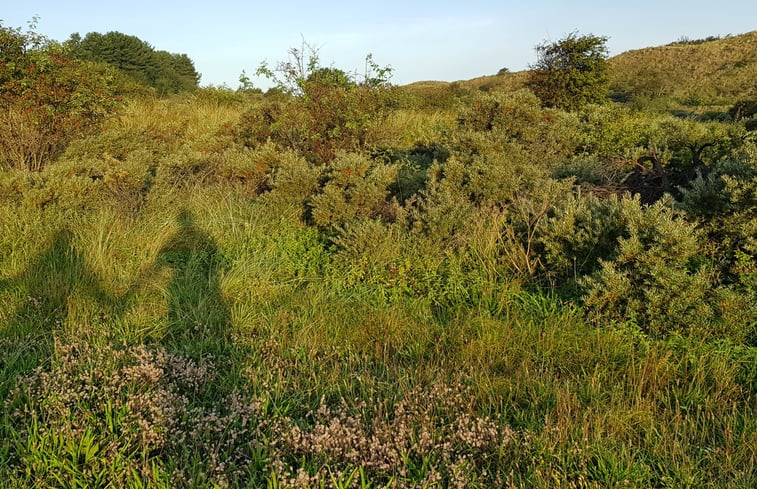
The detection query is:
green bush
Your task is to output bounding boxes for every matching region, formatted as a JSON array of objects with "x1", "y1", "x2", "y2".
[
  {"x1": 539, "y1": 192, "x2": 625, "y2": 280},
  {"x1": 527, "y1": 32, "x2": 610, "y2": 111},
  {"x1": 678, "y1": 145, "x2": 757, "y2": 311},
  {"x1": 582, "y1": 196, "x2": 751, "y2": 340},
  {"x1": 237, "y1": 47, "x2": 399, "y2": 165},
  {"x1": 261, "y1": 149, "x2": 321, "y2": 215},
  {"x1": 453, "y1": 89, "x2": 580, "y2": 167},
  {"x1": 234, "y1": 83, "x2": 399, "y2": 164},
  {"x1": 0, "y1": 22, "x2": 120, "y2": 171},
  {"x1": 728, "y1": 100, "x2": 757, "y2": 120},
  {"x1": 0, "y1": 150, "x2": 153, "y2": 215},
  {"x1": 576, "y1": 104, "x2": 656, "y2": 159},
  {"x1": 309, "y1": 152, "x2": 400, "y2": 229}
]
